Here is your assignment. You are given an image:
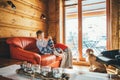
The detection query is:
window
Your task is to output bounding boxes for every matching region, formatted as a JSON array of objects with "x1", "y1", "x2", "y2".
[{"x1": 64, "y1": 0, "x2": 108, "y2": 61}]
